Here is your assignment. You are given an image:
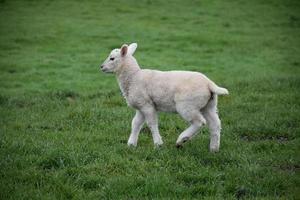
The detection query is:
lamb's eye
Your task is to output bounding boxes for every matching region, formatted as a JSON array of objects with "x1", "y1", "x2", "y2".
[{"x1": 110, "y1": 57, "x2": 115, "y2": 61}]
